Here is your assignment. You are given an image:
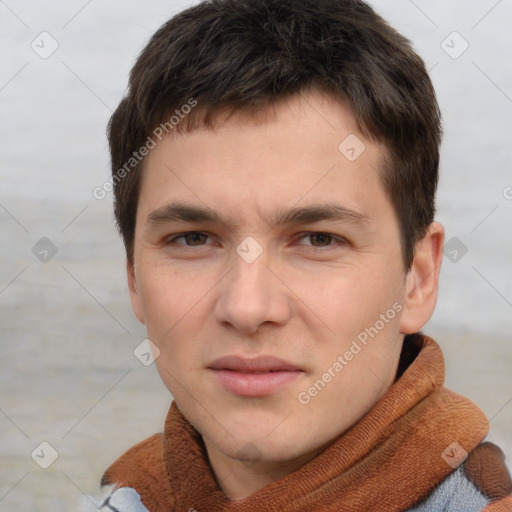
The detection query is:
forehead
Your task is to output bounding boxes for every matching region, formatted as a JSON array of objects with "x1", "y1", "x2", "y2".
[{"x1": 138, "y1": 91, "x2": 392, "y2": 228}]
